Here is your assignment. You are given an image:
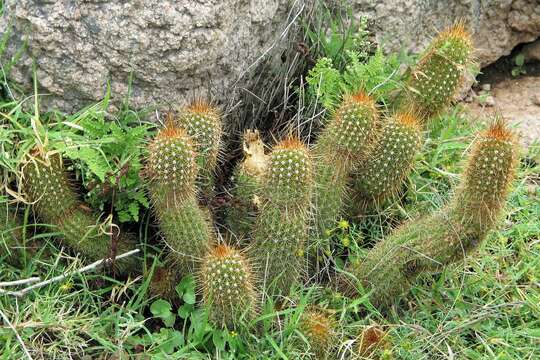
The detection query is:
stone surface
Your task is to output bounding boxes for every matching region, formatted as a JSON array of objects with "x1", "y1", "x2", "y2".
[
  {"x1": 464, "y1": 73, "x2": 540, "y2": 148},
  {"x1": 532, "y1": 93, "x2": 540, "y2": 106},
  {"x1": 0, "y1": 0, "x2": 293, "y2": 113},
  {"x1": 523, "y1": 38, "x2": 540, "y2": 63},
  {"x1": 352, "y1": 0, "x2": 540, "y2": 67}
]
